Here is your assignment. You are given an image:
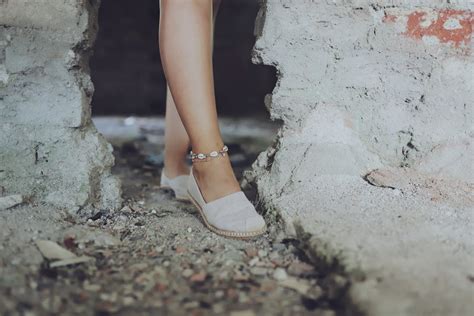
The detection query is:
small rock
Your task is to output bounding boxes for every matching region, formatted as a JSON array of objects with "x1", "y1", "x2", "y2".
[
  {"x1": 233, "y1": 271, "x2": 250, "y2": 282},
  {"x1": 50, "y1": 256, "x2": 93, "y2": 268},
  {"x1": 279, "y1": 277, "x2": 311, "y2": 295},
  {"x1": 123, "y1": 296, "x2": 135, "y2": 306},
  {"x1": 248, "y1": 257, "x2": 259, "y2": 266},
  {"x1": 213, "y1": 303, "x2": 225, "y2": 313},
  {"x1": 83, "y1": 282, "x2": 101, "y2": 292},
  {"x1": 273, "y1": 268, "x2": 288, "y2": 281},
  {"x1": 257, "y1": 250, "x2": 268, "y2": 257},
  {"x1": 41, "y1": 295, "x2": 62, "y2": 313},
  {"x1": 182, "y1": 268, "x2": 194, "y2": 278},
  {"x1": 250, "y1": 267, "x2": 268, "y2": 276},
  {"x1": 272, "y1": 243, "x2": 286, "y2": 252},
  {"x1": 183, "y1": 301, "x2": 200, "y2": 309},
  {"x1": 268, "y1": 251, "x2": 280, "y2": 260},
  {"x1": 287, "y1": 261, "x2": 315, "y2": 276},
  {"x1": 120, "y1": 206, "x2": 132, "y2": 213},
  {"x1": 225, "y1": 249, "x2": 243, "y2": 261},
  {"x1": 100, "y1": 292, "x2": 118, "y2": 303},
  {"x1": 307, "y1": 285, "x2": 324, "y2": 300},
  {"x1": 187, "y1": 227, "x2": 193, "y2": 233},
  {"x1": 190, "y1": 271, "x2": 207, "y2": 282},
  {"x1": 245, "y1": 247, "x2": 258, "y2": 257},
  {"x1": 35, "y1": 240, "x2": 76, "y2": 260}
]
